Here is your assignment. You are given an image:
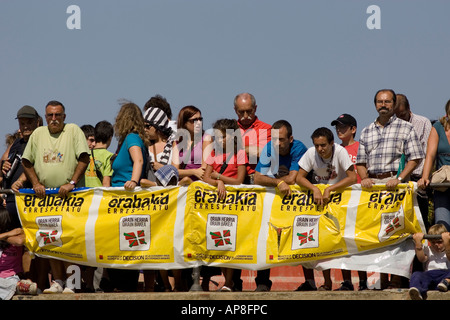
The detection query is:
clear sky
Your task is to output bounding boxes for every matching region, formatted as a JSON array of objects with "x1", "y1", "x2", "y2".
[{"x1": 1, "y1": 0, "x2": 450, "y2": 152}]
